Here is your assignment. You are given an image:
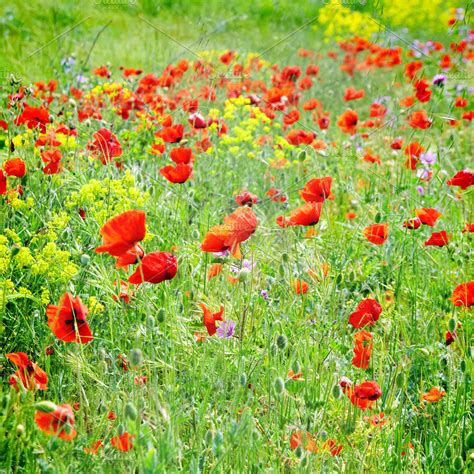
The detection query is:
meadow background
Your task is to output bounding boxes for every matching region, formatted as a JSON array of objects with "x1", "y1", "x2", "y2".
[{"x1": 0, "y1": 0, "x2": 473, "y2": 473}]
